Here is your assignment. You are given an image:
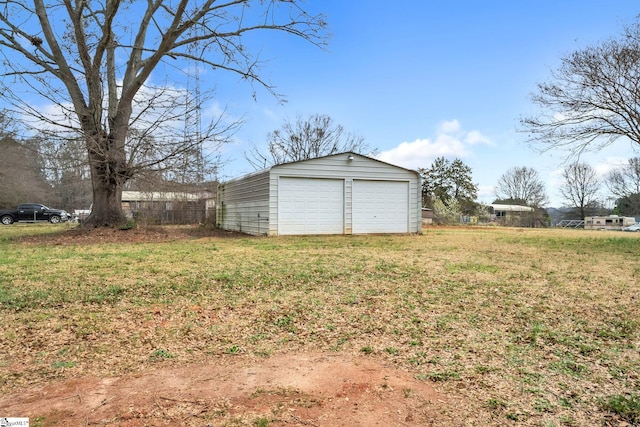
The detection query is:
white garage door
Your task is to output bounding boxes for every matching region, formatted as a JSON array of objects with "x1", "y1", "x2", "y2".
[
  {"x1": 352, "y1": 180, "x2": 409, "y2": 233},
  {"x1": 278, "y1": 177, "x2": 344, "y2": 235}
]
